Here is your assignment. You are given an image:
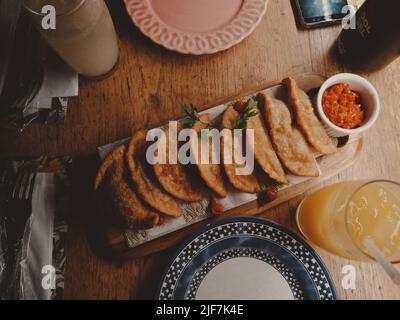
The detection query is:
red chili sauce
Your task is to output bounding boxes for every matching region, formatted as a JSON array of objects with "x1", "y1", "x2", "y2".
[{"x1": 322, "y1": 83, "x2": 364, "y2": 129}]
